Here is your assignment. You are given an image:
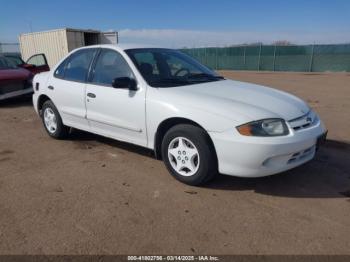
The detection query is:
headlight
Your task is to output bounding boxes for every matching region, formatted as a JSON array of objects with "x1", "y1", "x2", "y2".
[{"x1": 237, "y1": 118, "x2": 289, "y2": 136}]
